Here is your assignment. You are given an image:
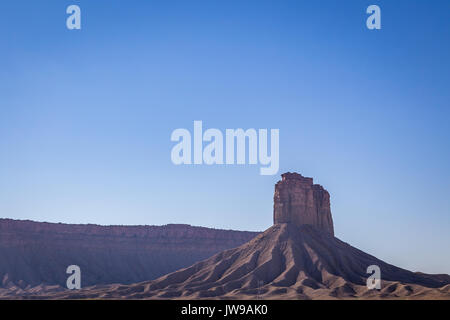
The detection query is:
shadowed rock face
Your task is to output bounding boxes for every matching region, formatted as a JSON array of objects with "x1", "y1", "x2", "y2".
[
  {"x1": 273, "y1": 172, "x2": 334, "y2": 236},
  {"x1": 0, "y1": 219, "x2": 259, "y2": 293}
]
